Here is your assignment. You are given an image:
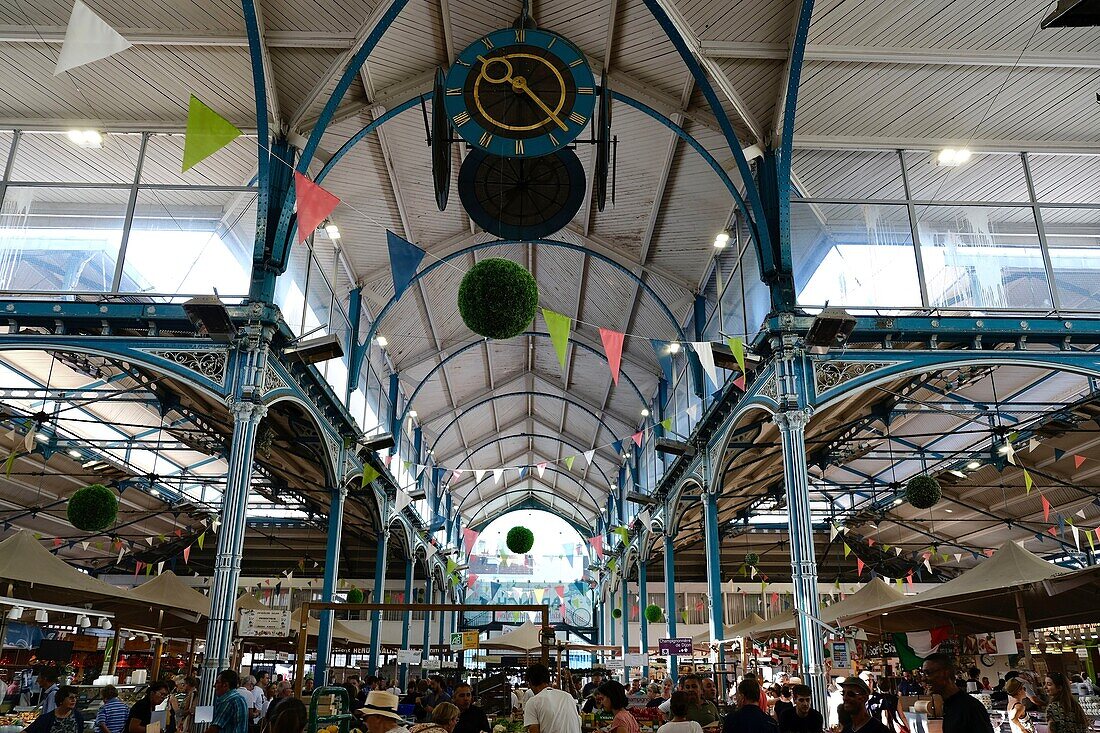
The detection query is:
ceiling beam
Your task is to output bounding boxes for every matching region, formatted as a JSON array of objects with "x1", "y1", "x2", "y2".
[{"x1": 791, "y1": 135, "x2": 1100, "y2": 155}]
